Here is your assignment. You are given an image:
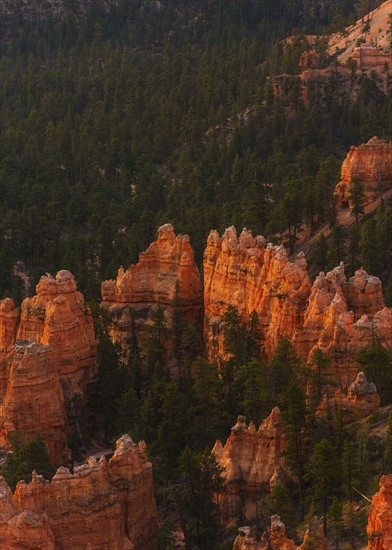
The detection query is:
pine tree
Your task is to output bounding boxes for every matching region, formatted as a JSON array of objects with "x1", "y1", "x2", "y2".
[
  {"x1": 0, "y1": 435, "x2": 54, "y2": 490},
  {"x1": 348, "y1": 177, "x2": 365, "y2": 225},
  {"x1": 356, "y1": 340, "x2": 392, "y2": 405},
  {"x1": 384, "y1": 410, "x2": 392, "y2": 474},
  {"x1": 306, "y1": 439, "x2": 340, "y2": 535}
]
